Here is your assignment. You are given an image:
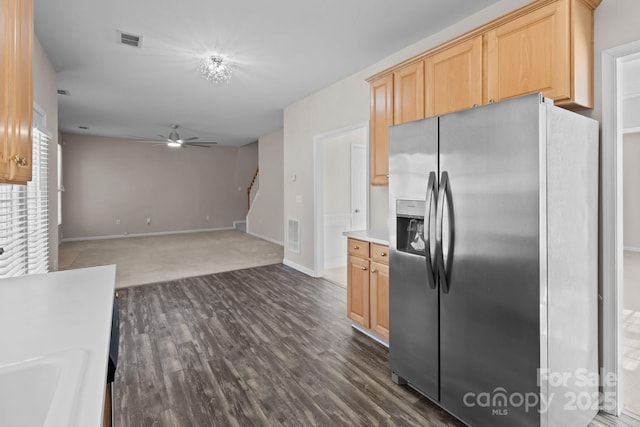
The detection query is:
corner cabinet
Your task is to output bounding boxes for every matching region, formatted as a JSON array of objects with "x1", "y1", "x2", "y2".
[
  {"x1": 347, "y1": 238, "x2": 389, "y2": 343},
  {"x1": 367, "y1": 0, "x2": 600, "y2": 185},
  {"x1": 369, "y1": 74, "x2": 393, "y2": 186},
  {"x1": 1, "y1": 0, "x2": 33, "y2": 184}
]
